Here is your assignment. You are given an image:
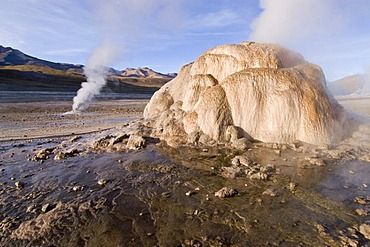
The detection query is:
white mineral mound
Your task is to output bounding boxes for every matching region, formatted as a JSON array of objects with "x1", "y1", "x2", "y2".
[{"x1": 144, "y1": 42, "x2": 347, "y2": 146}]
